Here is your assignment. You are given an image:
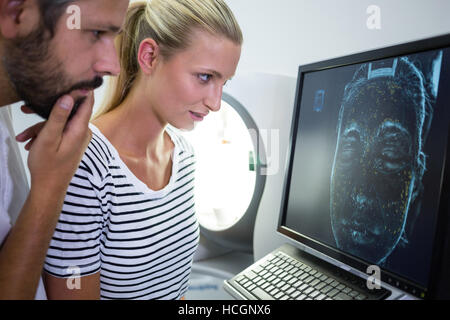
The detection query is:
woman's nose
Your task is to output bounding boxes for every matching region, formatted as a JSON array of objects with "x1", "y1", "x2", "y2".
[{"x1": 204, "y1": 85, "x2": 223, "y2": 112}]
